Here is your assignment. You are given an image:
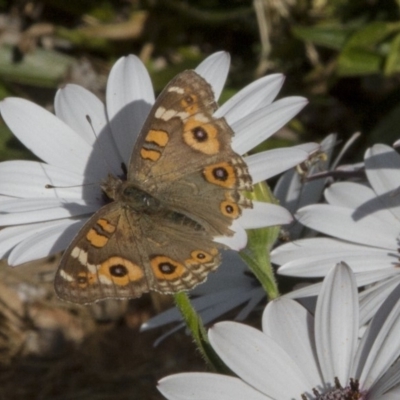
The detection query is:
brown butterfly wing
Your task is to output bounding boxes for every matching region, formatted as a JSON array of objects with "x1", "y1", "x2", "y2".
[
  {"x1": 55, "y1": 201, "x2": 221, "y2": 304},
  {"x1": 130, "y1": 70, "x2": 253, "y2": 237}
]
